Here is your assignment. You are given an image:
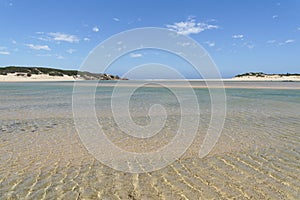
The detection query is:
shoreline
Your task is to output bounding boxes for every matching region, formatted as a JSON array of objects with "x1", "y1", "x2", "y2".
[
  {"x1": 230, "y1": 76, "x2": 300, "y2": 82},
  {"x1": 0, "y1": 73, "x2": 79, "y2": 82},
  {"x1": 1, "y1": 73, "x2": 300, "y2": 82},
  {"x1": 1, "y1": 78, "x2": 299, "y2": 90}
]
